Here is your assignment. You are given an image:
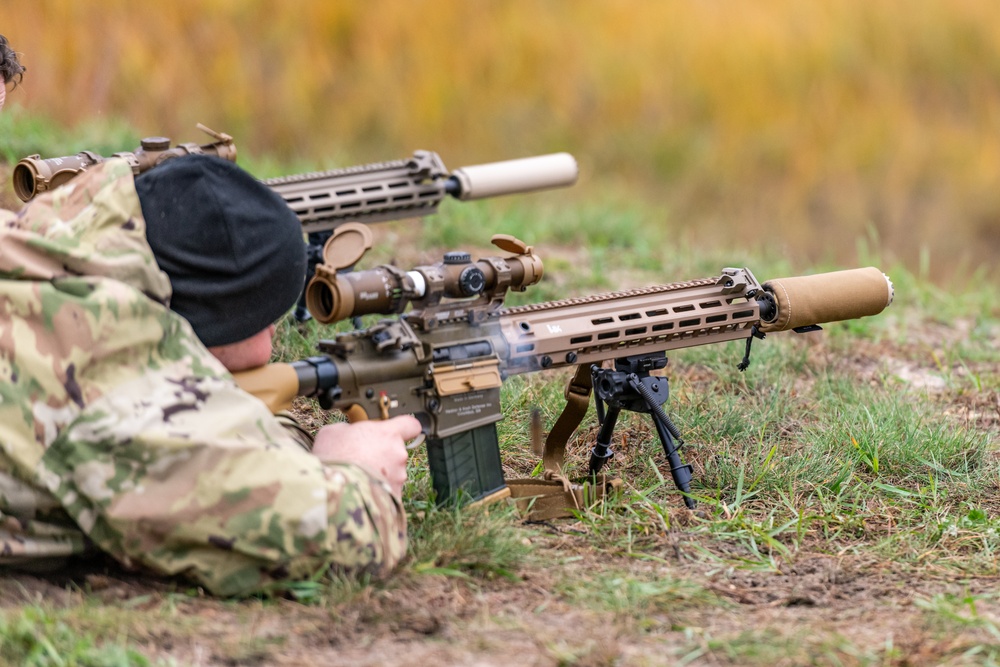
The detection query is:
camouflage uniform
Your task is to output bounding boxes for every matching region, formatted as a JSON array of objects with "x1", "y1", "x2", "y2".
[{"x1": 0, "y1": 159, "x2": 406, "y2": 596}]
